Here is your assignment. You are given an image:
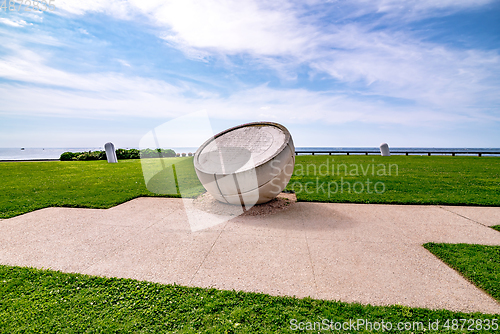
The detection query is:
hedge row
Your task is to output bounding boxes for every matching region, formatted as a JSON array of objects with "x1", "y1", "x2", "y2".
[{"x1": 60, "y1": 148, "x2": 177, "y2": 161}]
